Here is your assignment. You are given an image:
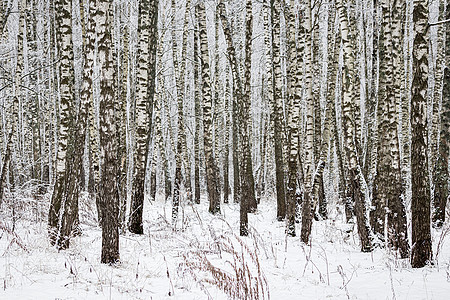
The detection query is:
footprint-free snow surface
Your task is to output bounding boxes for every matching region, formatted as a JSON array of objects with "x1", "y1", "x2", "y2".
[{"x1": 1, "y1": 193, "x2": 449, "y2": 299}]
